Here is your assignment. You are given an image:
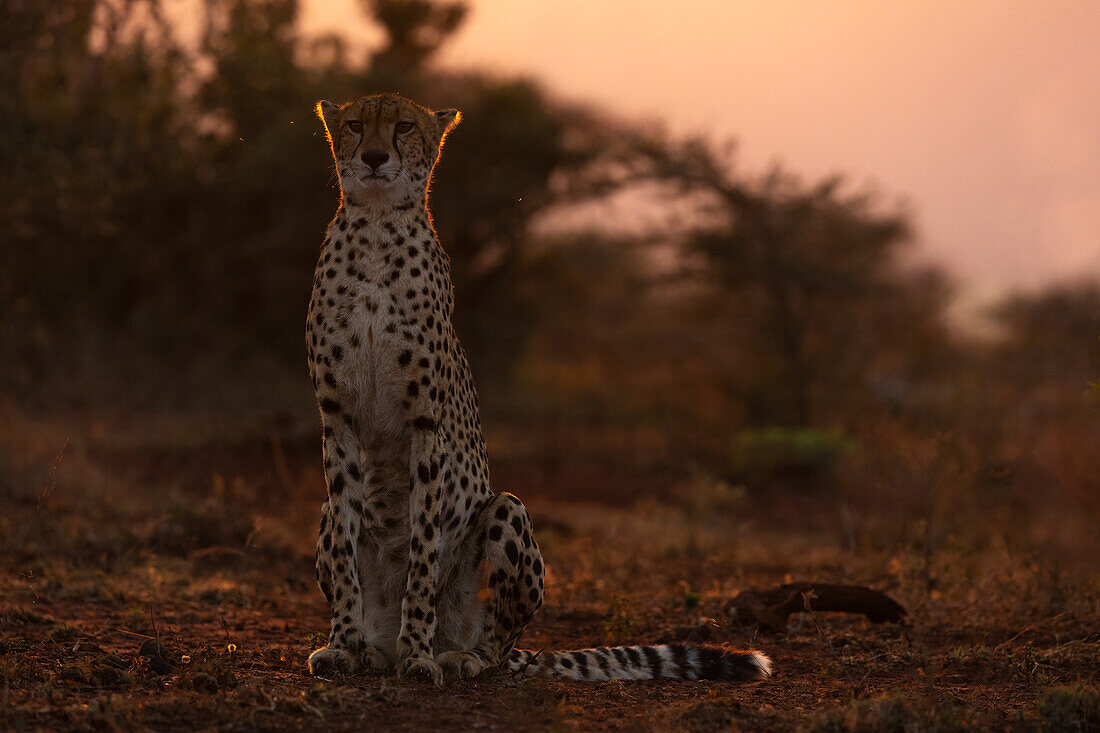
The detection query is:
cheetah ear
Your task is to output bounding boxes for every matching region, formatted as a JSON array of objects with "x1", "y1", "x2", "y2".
[
  {"x1": 315, "y1": 100, "x2": 341, "y2": 143},
  {"x1": 433, "y1": 108, "x2": 461, "y2": 137}
]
